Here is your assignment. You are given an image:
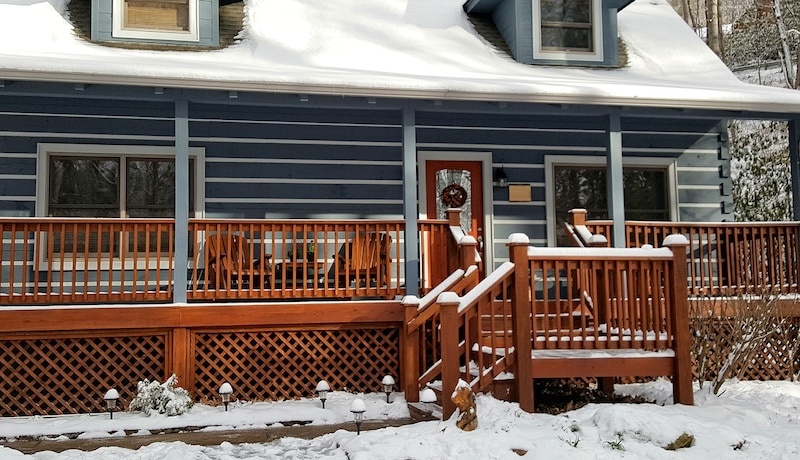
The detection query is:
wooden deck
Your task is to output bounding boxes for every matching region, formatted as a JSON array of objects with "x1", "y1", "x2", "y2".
[{"x1": 0, "y1": 300, "x2": 403, "y2": 416}]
